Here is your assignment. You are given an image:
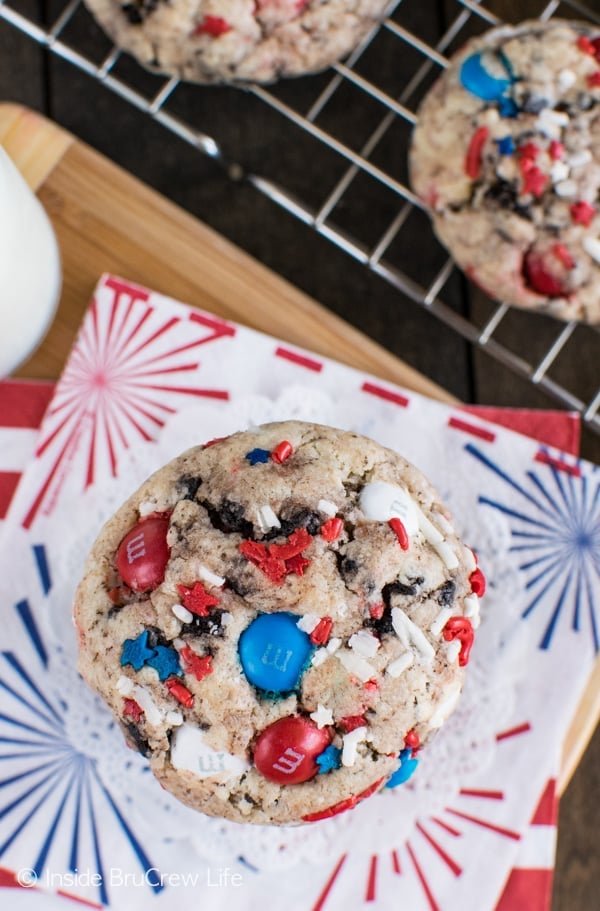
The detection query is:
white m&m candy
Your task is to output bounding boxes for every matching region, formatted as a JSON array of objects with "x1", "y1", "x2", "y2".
[
  {"x1": 171, "y1": 723, "x2": 249, "y2": 778},
  {"x1": 359, "y1": 481, "x2": 420, "y2": 535}
]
